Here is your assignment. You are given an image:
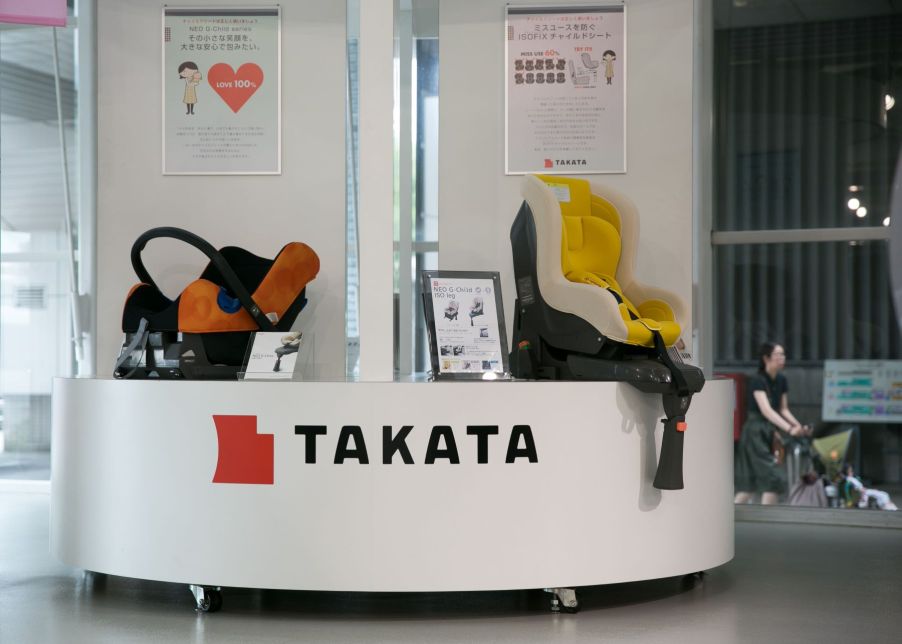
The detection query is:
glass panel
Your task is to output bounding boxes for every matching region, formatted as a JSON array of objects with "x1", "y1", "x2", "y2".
[
  {"x1": 713, "y1": 9, "x2": 902, "y2": 231},
  {"x1": 415, "y1": 37, "x2": 438, "y2": 244},
  {"x1": 346, "y1": 2, "x2": 360, "y2": 380},
  {"x1": 714, "y1": 1, "x2": 902, "y2": 513},
  {"x1": 714, "y1": 241, "x2": 900, "y2": 366},
  {"x1": 0, "y1": 24, "x2": 79, "y2": 480},
  {"x1": 716, "y1": 241, "x2": 902, "y2": 508},
  {"x1": 414, "y1": 251, "x2": 438, "y2": 373},
  {"x1": 394, "y1": 0, "x2": 439, "y2": 378}
]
